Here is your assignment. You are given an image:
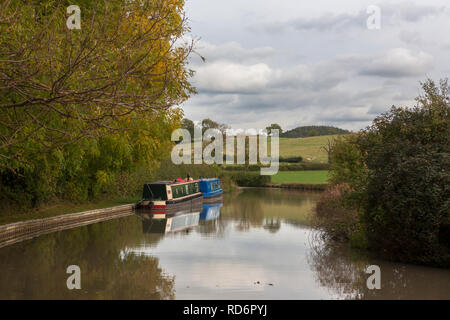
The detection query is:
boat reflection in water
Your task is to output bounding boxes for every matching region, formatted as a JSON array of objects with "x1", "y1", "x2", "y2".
[
  {"x1": 137, "y1": 197, "x2": 223, "y2": 235},
  {"x1": 200, "y1": 202, "x2": 222, "y2": 221},
  {"x1": 138, "y1": 201, "x2": 202, "y2": 234}
]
